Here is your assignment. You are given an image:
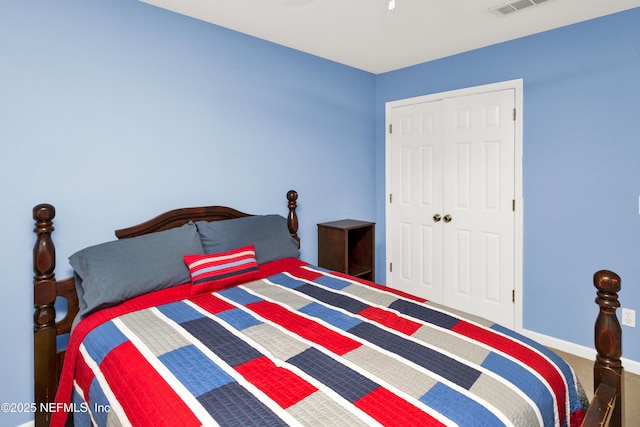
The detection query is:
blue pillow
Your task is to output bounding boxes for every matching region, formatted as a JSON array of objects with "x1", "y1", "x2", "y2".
[
  {"x1": 196, "y1": 215, "x2": 299, "y2": 264},
  {"x1": 70, "y1": 221, "x2": 204, "y2": 317}
]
